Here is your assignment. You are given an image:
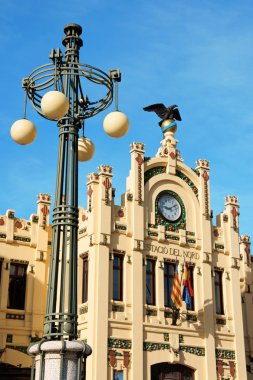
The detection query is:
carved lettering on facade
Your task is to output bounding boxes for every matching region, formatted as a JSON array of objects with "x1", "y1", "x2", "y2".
[{"x1": 143, "y1": 243, "x2": 200, "y2": 260}]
